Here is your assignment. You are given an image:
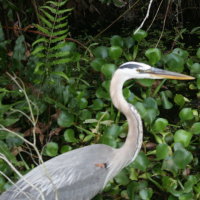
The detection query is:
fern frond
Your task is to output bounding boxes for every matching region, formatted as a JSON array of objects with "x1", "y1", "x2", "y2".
[
  {"x1": 32, "y1": 38, "x2": 48, "y2": 46},
  {"x1": 50, "y1": 34, "x2": 68, "y2": 43},
  {"x1": 34, "y1": 24, "x2": 51, "y2": 35},
  {"x1": 32, "y1": 0, "x2": 73, "y2": 77},
  {"x1": 46, "y1": 0, "x2": 68, "y2": 7},
  {"x1": 54, "y1": 22, "x2": 68, "y2": 29},
  {"x1": 38, "y1": 14, "x2": 53, "y2": 29}
]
